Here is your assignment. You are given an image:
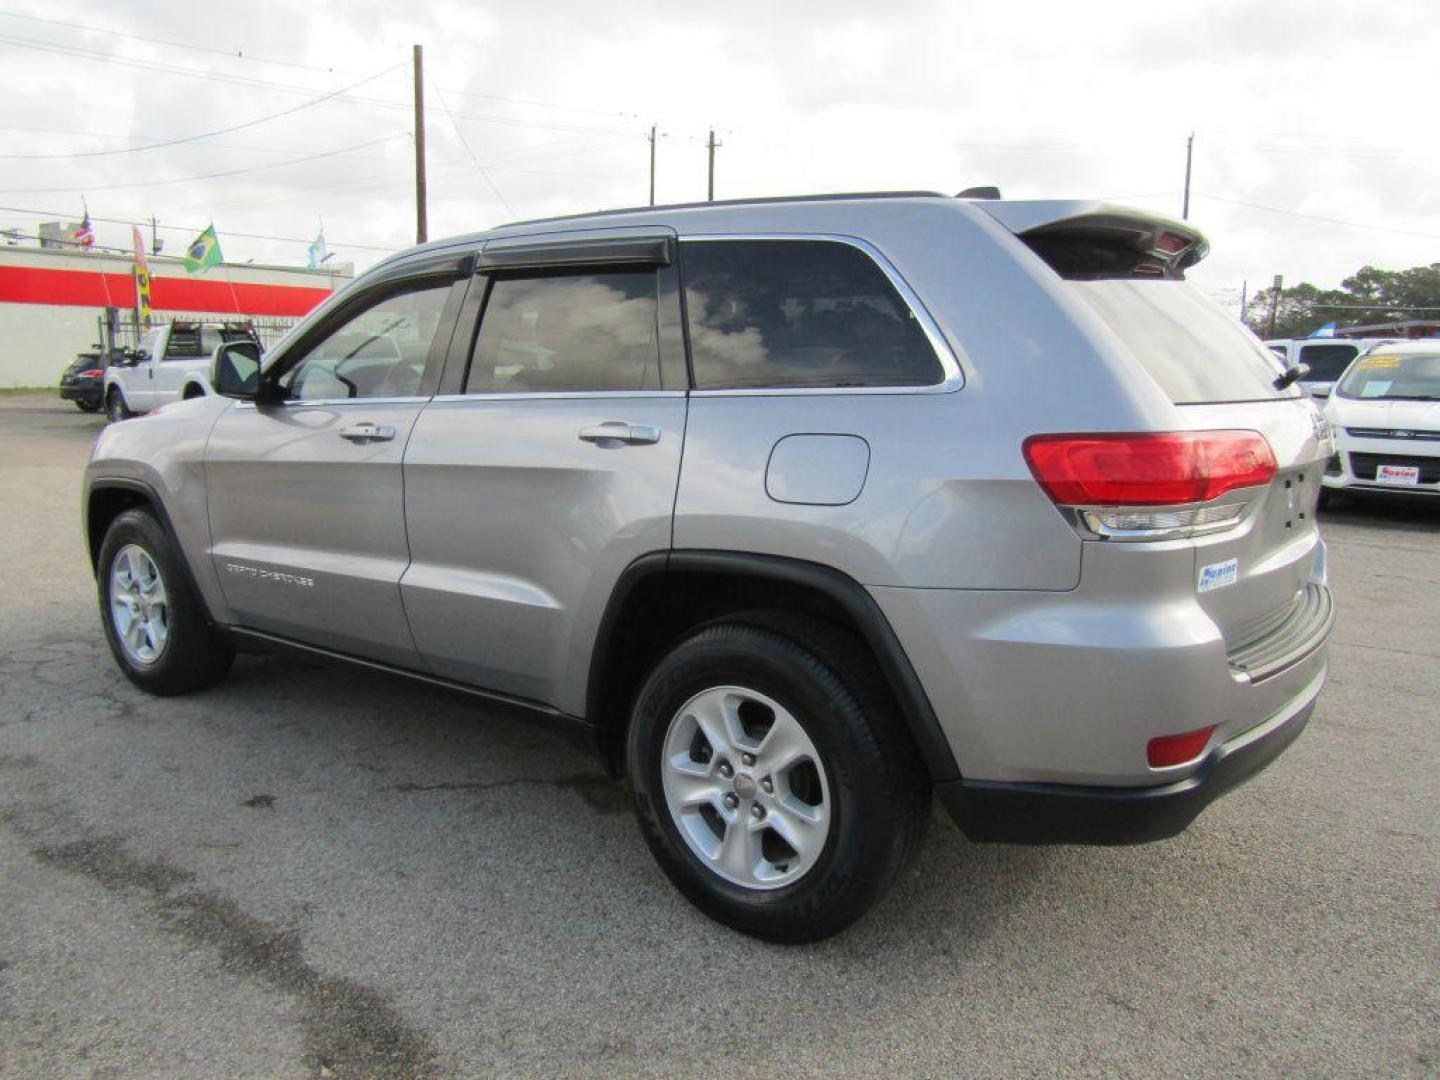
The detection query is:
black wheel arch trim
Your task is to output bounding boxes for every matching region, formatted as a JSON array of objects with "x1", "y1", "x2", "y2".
[
  {"x1": 86, "y1": 477, "x2": 223, "y2": 632},
  {"x1": 588, "y1": 549, "x2": 962, "y2": 782}
]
